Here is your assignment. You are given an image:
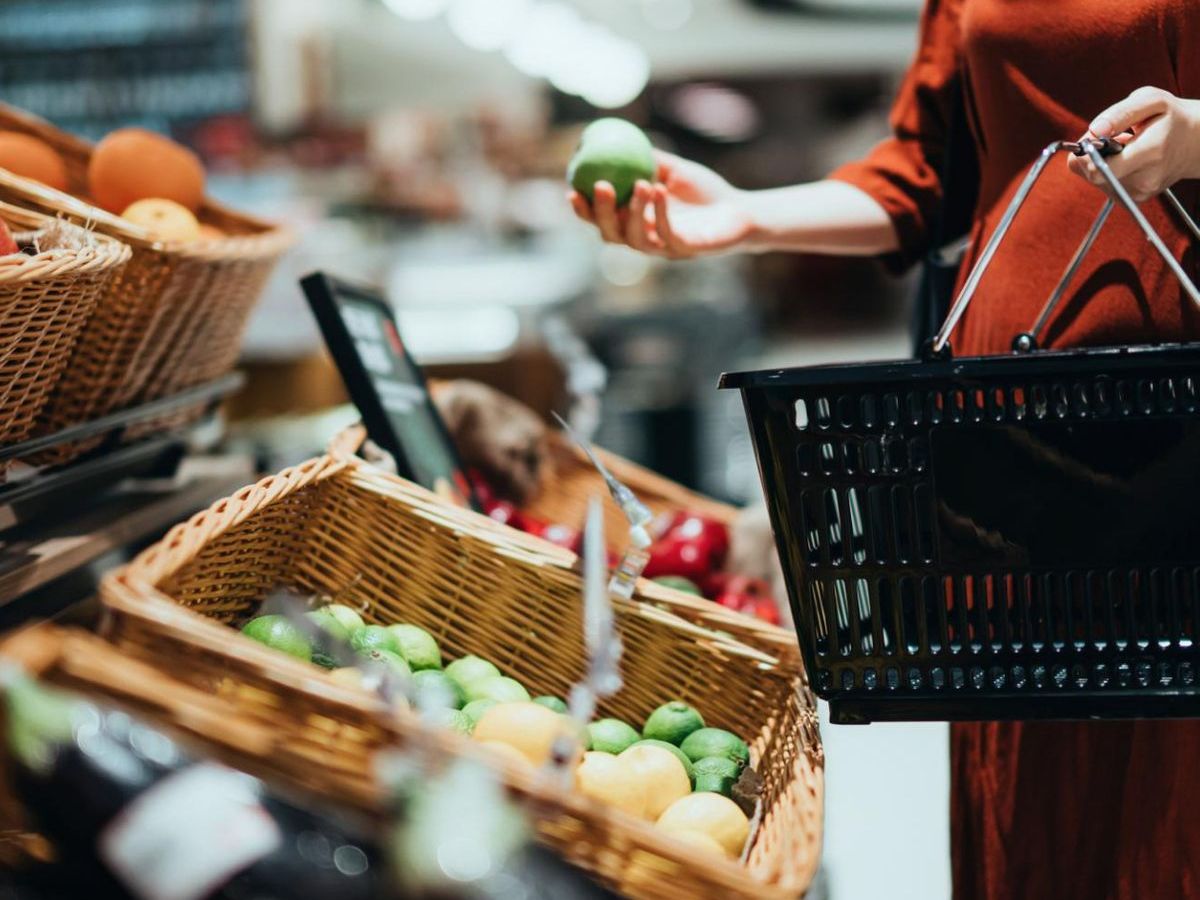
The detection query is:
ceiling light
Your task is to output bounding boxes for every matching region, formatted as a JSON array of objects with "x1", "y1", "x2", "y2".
[
  {"x1": 447, "y1": 0, "x2": 530, "y2": 50},
  {"x1": 382, "y1": 0, "x2": 451, "y2": 21}
]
